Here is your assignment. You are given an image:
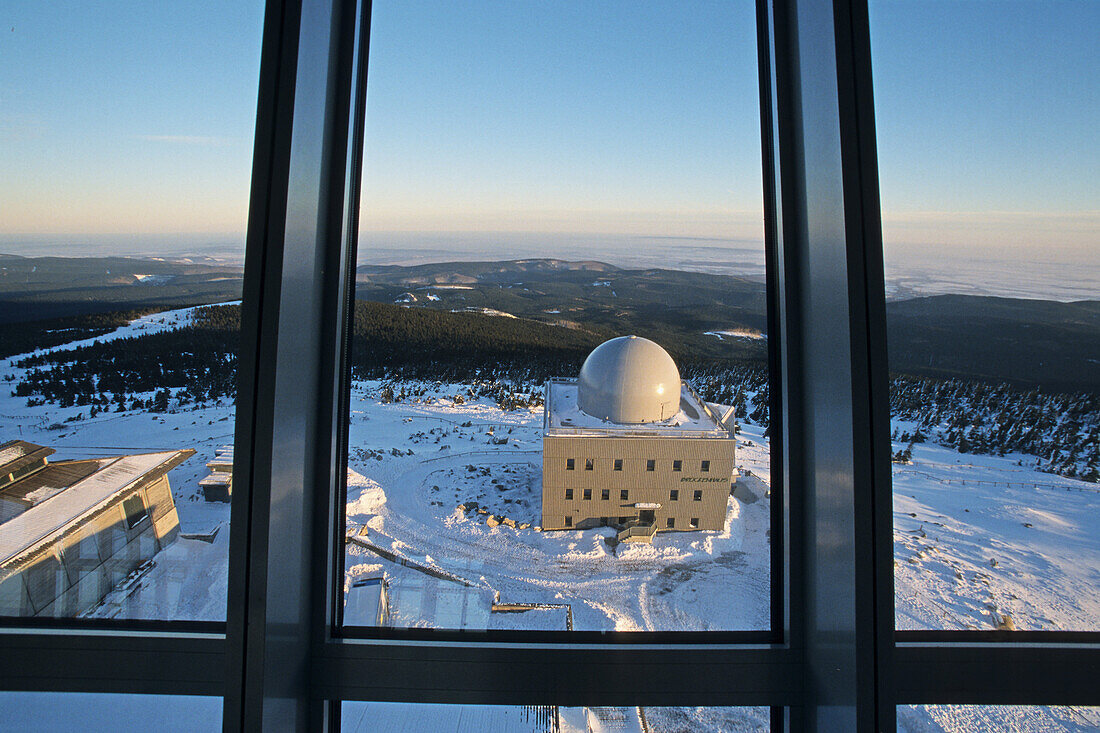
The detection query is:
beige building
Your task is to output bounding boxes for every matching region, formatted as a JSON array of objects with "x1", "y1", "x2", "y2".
[
  {"x1": 199, "y1": 444, "x2": 234, "y2": 502},
  {"x1": 0, "y1": 440, "x2": 193, "y2": 617},
  {"x1": 542, "y1": 336, "x2": 736, "y2": 539}
]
